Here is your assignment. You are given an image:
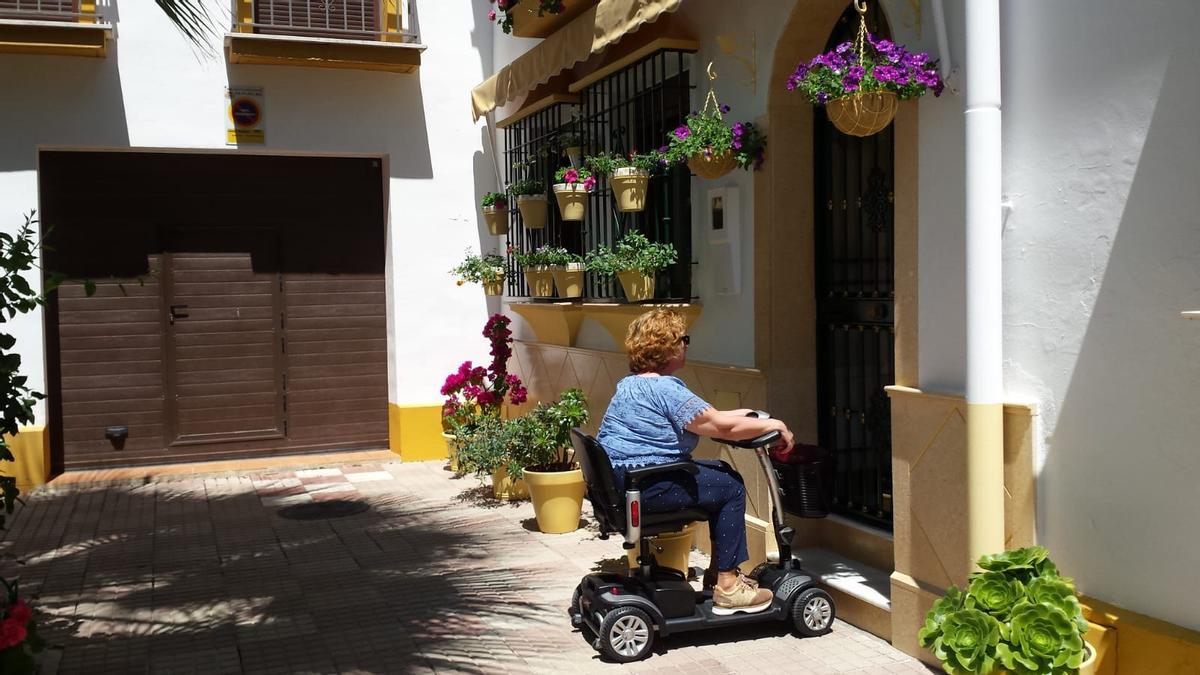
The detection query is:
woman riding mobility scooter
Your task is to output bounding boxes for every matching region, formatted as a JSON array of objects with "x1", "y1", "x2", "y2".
[{"x1": 569, "y1": 411, "x2": 835, "y2": 663}]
